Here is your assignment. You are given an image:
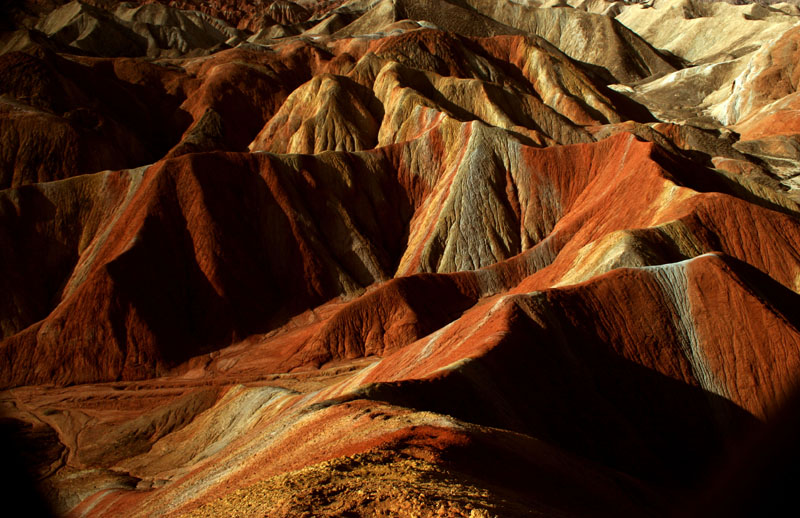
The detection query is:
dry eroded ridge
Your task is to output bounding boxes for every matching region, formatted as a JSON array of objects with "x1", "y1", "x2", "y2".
[{"x1": 2, "y1": 0, "x2": 800, "y2": 516}]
